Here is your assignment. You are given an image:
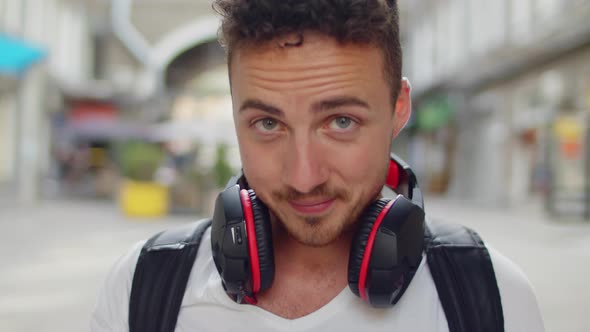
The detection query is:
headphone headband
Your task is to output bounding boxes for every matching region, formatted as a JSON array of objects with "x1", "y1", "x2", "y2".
[{"x1": 389, "y1": 153, "x2": 424, "y2": 212}]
